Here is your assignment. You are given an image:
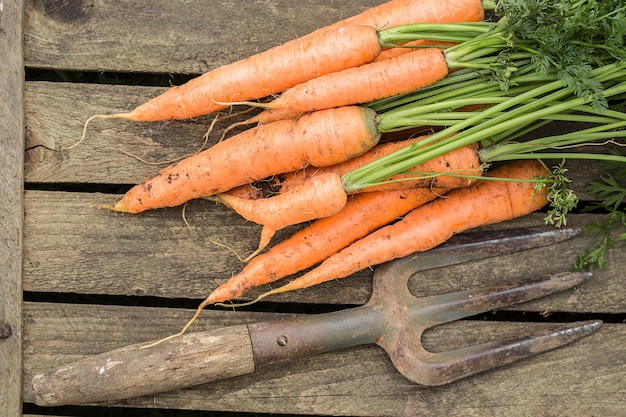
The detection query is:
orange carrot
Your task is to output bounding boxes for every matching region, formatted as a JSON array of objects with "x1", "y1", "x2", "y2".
[
  {"x1": 248, "y1": 159, "x2": 549, "y2": 300},
  {"x1": 104, "y1": 106, "x2": 380, "y2": 214},
  {"x1": 176, "y1": 186, "x2": 444, "y2": 335},
  {"x1": 214, "y1": 173, "x2": 348, "y2": 261},
  {"x1": 232, "y1": 48, "x2": 449, "y2": 126},
  {"x1": 226, "y1": 138, "x2": 482, "y2": 199},
  {"x1": 76, "y1": 0, "x2": 485, "y2": 136},
  {"x1": 86, "y1": 25, "x2": 382, "y2": 125},
  {"x1": 326, "y1": 0, "x2": 485, "y2": 31}
]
